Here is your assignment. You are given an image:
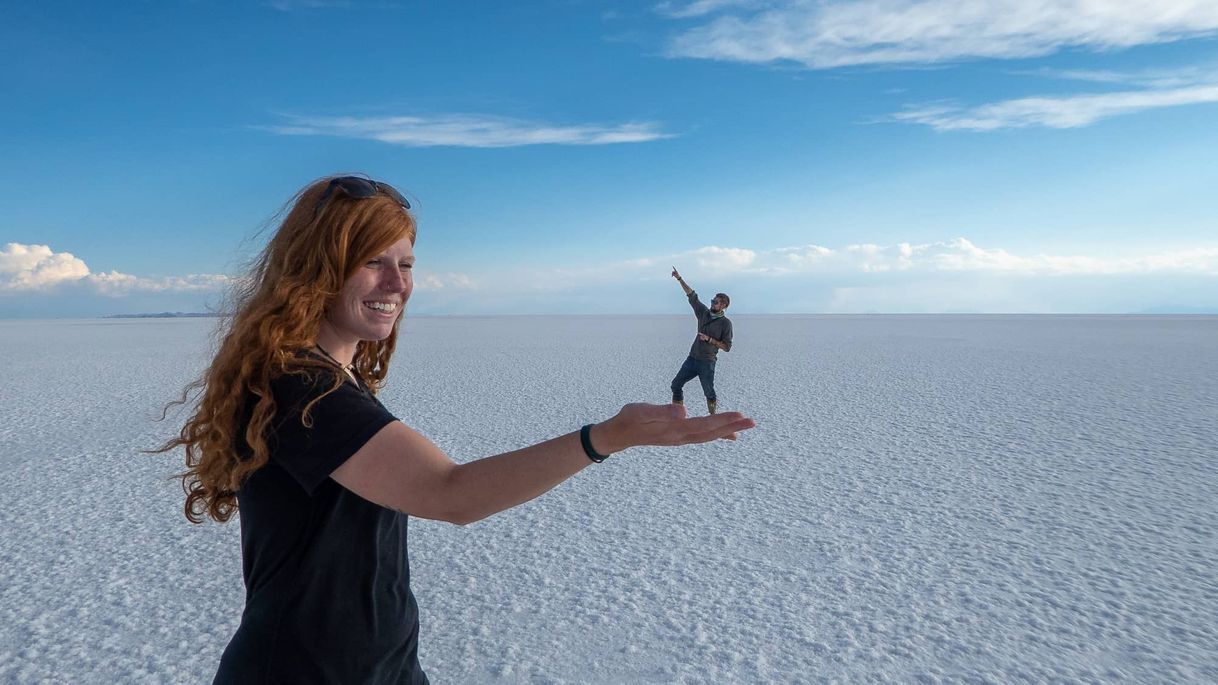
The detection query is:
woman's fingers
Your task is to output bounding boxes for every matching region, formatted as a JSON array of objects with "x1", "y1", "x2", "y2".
[
  {"x1": 680, "y1": 412, "x2": 752, "y2": 432},
  {"x1": 658, "y1": 413, "x2": 754, "y2": 446},
  {"x1": 685, "y1": 416, "x2": 755, "y2": 444}
]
